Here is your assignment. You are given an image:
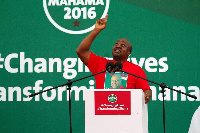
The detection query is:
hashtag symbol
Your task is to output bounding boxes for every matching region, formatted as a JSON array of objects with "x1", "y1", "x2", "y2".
[{"x1": 0, "y1": 54, "x2": 4, "y2": 68}]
